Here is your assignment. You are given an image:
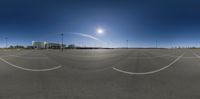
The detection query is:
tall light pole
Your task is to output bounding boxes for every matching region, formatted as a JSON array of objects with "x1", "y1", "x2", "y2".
[
  {"x1": 5, "y1": 37, "x2": 8, "y2": 48},
  {"x1": 126, "y1": 40, "x2": 128, "y2": 49},
  {"x1": 60, "y1": 33, "x2": 64, "y2": 52},
  {"x1": 156, "y1": 40, "x2": 158, "y2": 48}
]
